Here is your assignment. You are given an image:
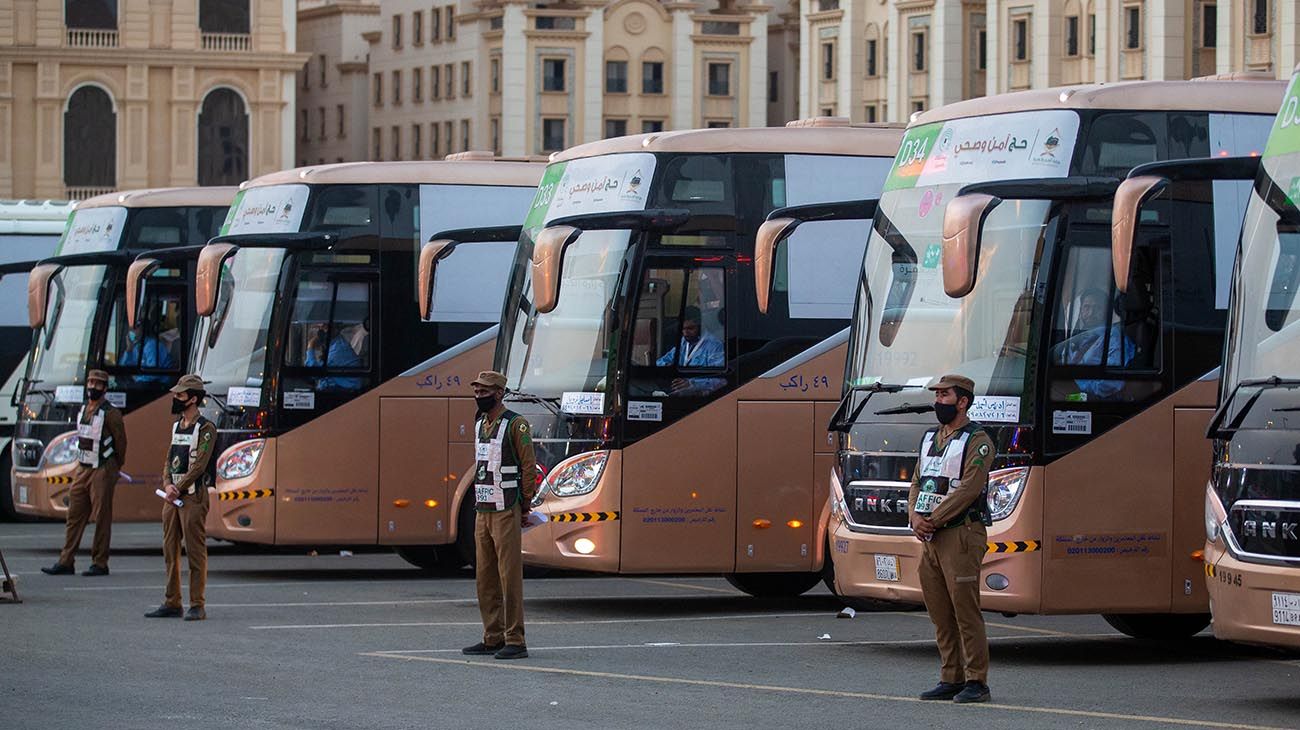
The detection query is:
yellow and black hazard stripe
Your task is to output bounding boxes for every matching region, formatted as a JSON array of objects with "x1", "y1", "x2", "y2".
[
  {"x1": 45, "y1": 476, "x2": 74, "y2": 485},
  {"x1": 986, "y1": 540, "x2": 1040, "y2": 554},
  {"x1": 1205, "y1": 563, "x2": 1216, "y2": 578},
  {"x1": 217, "y1": 488, "x2": 274, "y2": 502},
  {"x1": 551, "y1": 511, "x2": 619, "y2": 523}
]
